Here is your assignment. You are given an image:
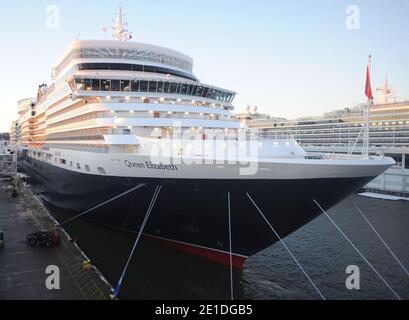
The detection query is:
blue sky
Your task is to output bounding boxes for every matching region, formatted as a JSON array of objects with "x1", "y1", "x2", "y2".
[{"x1": 1, "y1": 0, "x2": 408, "y2": 131}]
